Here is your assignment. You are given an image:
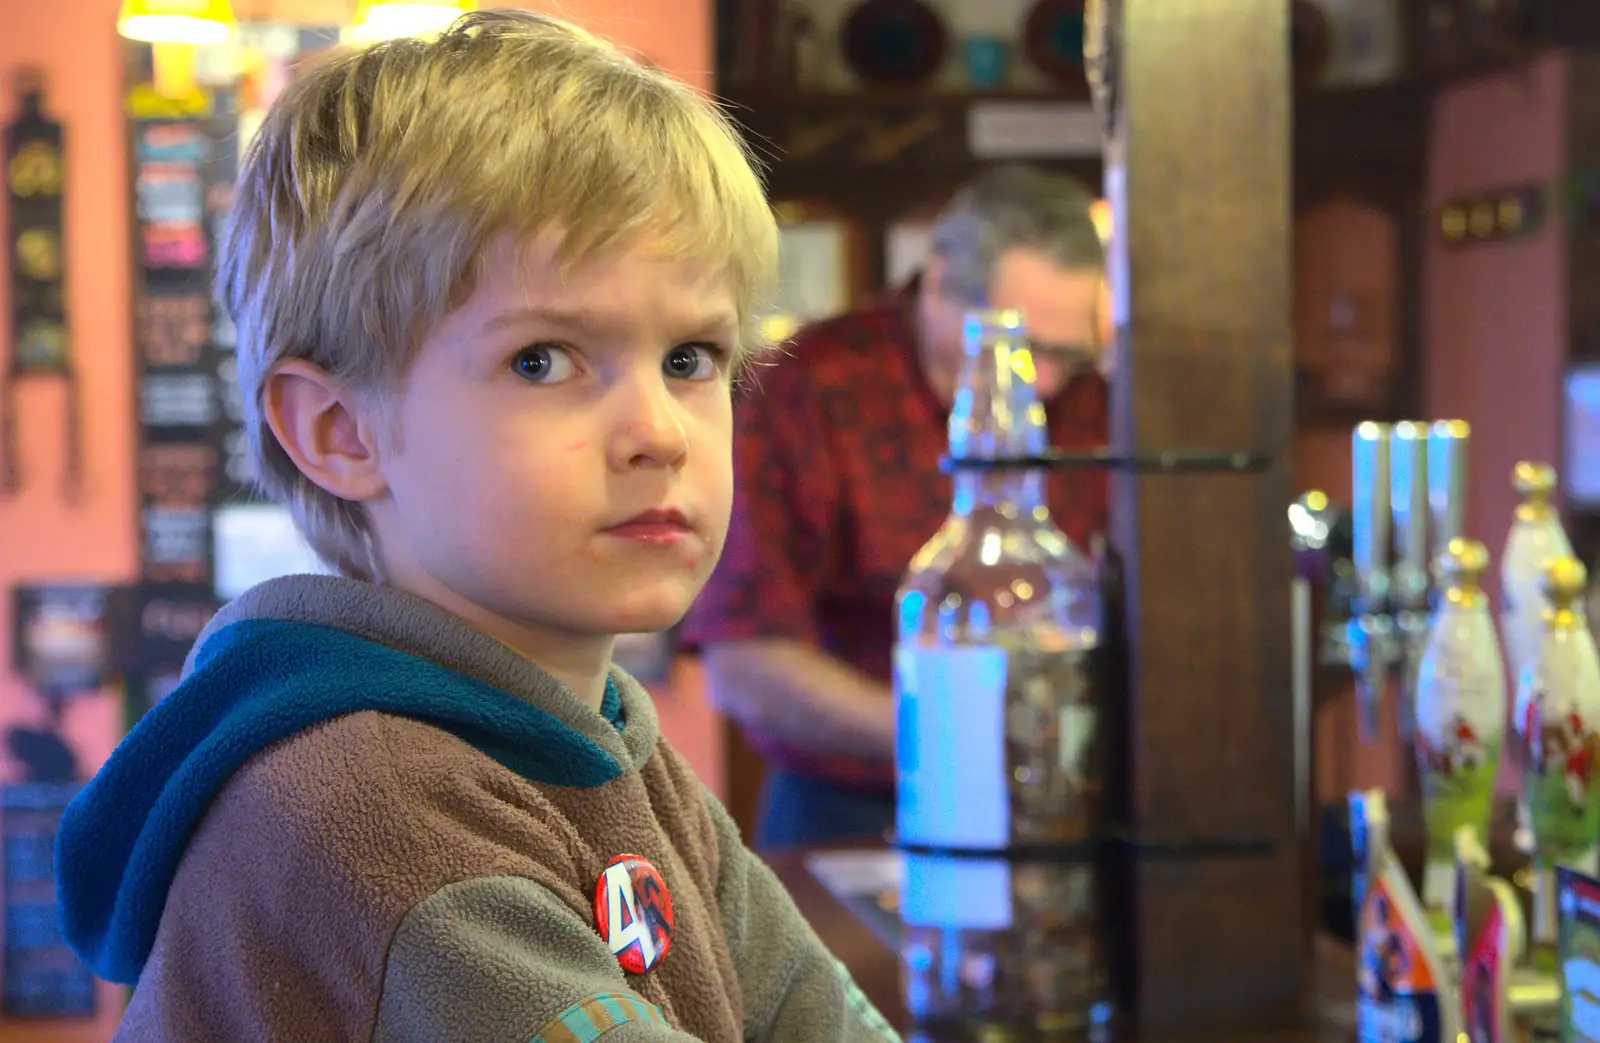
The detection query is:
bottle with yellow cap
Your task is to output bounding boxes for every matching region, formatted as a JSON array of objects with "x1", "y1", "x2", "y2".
[
  {"x1": 1513, "y1": 557, "x2": 1600, "y2": 959},
  {"x1": 1500, "y1": 462, "x2": 1574, "y2": 685},
  {"x1": 1414, "y1": 538, "x2": 1506, "y2": 938}
]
